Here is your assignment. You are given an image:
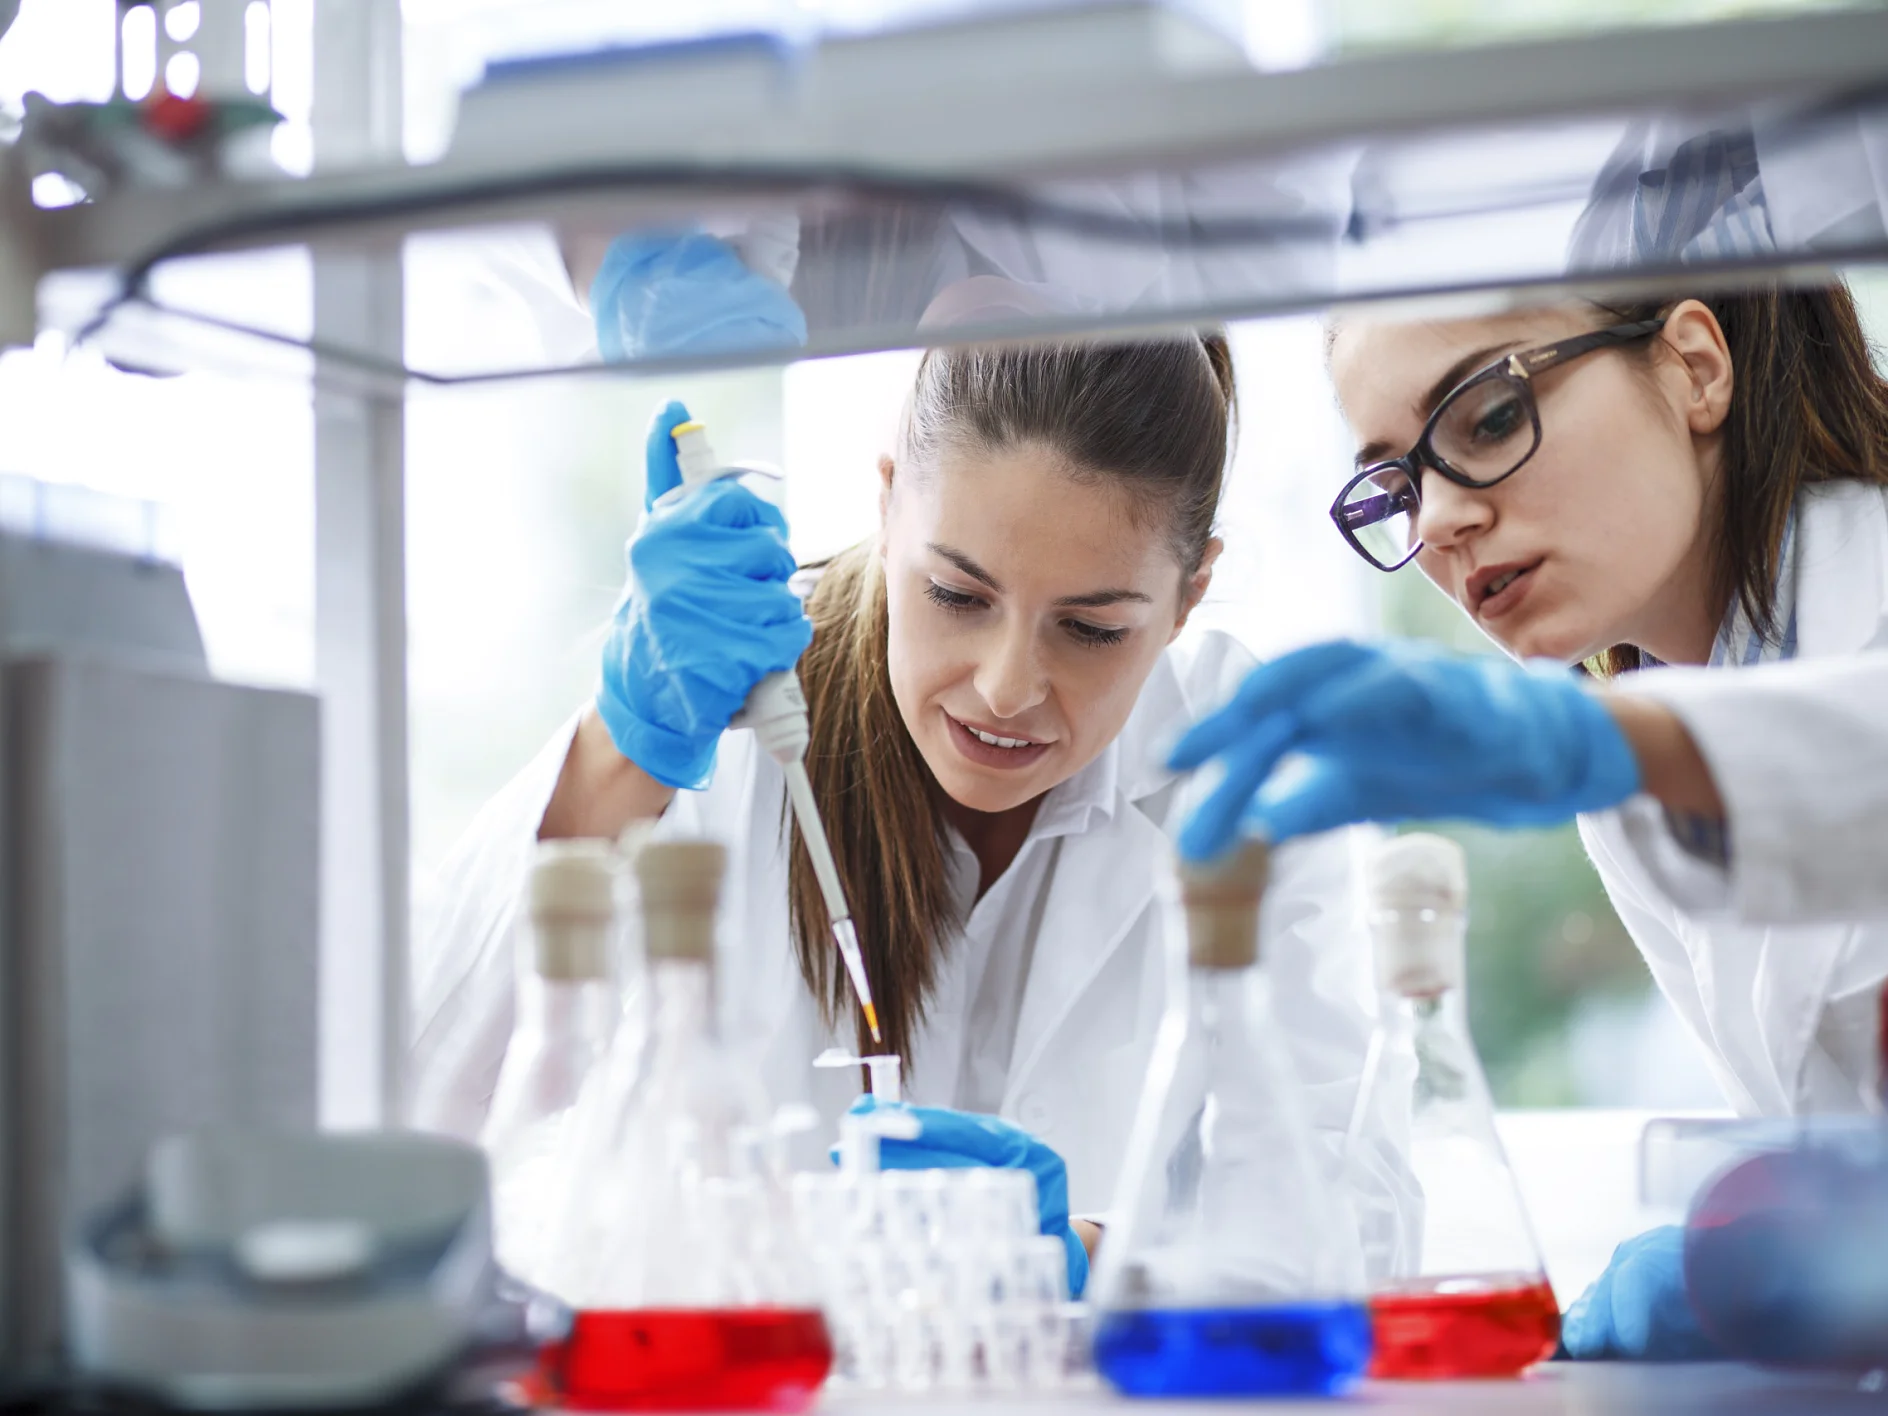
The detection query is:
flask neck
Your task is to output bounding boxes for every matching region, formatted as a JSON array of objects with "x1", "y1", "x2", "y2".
[
  {"x1": 649, "y1": 955, "x2": 715, "y2": 1045},
  {"x1": 1369, "y1": 906, "x2": 1467, "y2": 997},
  {"x1": 1385, "y1": 986, "x2": 1471, "y2": 1038},
  {"x1": 1184, "y1": 962, "x2": 1263, "y2": 1038},
  {"x1": 517, "y1": 971, "x2": 614, "y2": 1036}
]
